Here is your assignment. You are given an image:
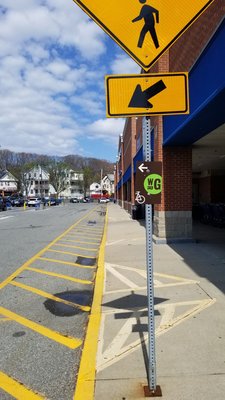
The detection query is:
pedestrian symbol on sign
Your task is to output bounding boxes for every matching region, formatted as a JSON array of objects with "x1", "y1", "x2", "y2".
[{"x1": 132, "y1": 0, "x2": 159, "y2": 49}]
